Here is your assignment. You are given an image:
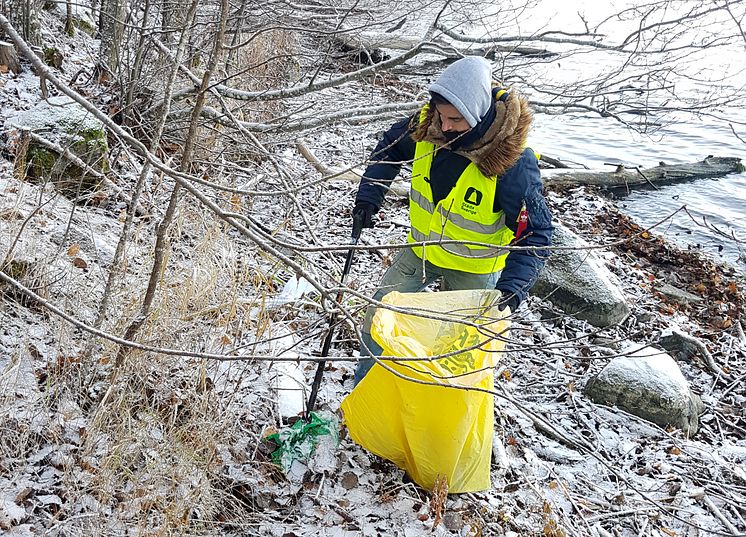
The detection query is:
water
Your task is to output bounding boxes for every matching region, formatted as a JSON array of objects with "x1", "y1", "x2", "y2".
[
  {"x1": 530, "y1": 111, "x2": 746, "y2": 272},
  {"x1": 512, "y1": 0, "x2": 746, "y2": 274},
  {"x1": 431, "y1": 0, "x2": 746, "y2": 272}
]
